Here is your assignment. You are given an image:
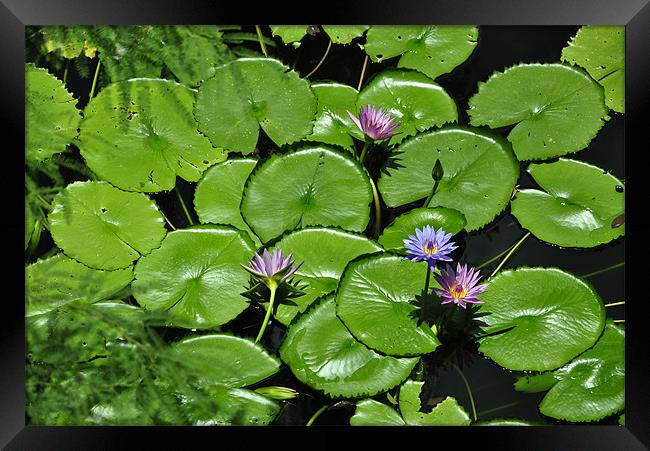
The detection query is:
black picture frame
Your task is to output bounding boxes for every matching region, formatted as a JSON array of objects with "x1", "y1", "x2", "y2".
[{"x1": 4, "y1": 0, "x2": 648, "y2": 448}]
